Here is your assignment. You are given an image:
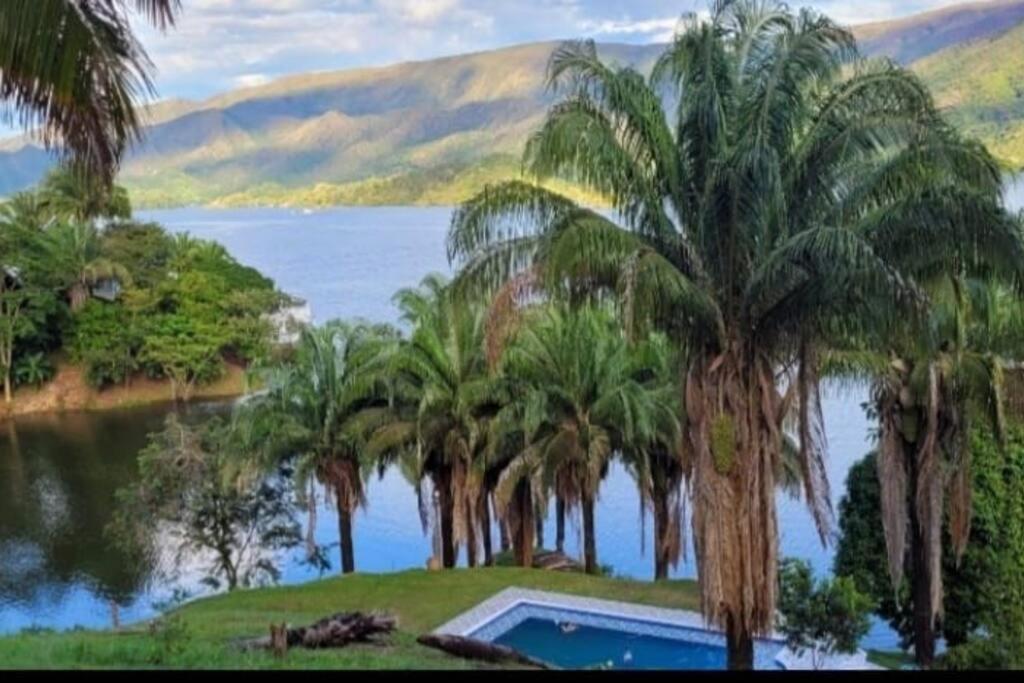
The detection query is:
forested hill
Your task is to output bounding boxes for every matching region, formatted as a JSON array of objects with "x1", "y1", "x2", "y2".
[{"x1": 1, "y1": 1, "x2": 1023, "y2": 207}]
